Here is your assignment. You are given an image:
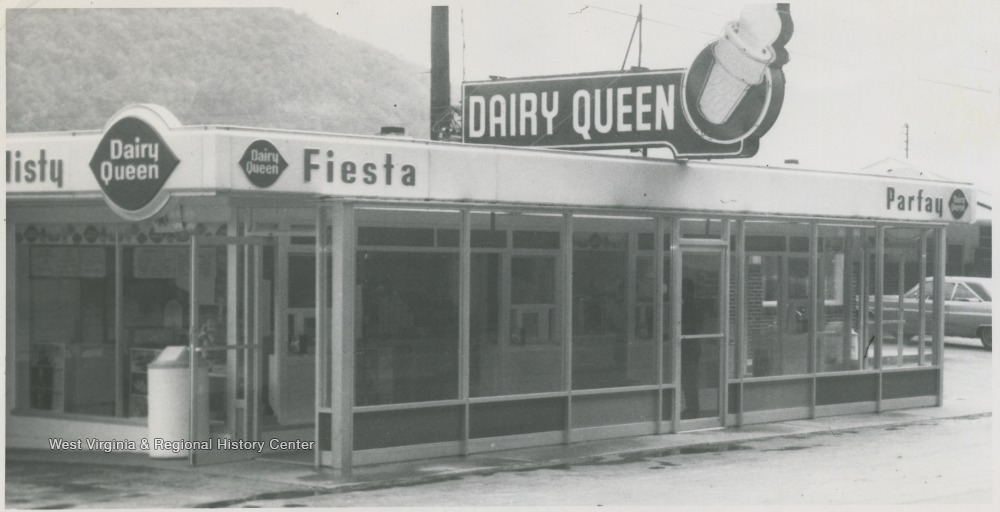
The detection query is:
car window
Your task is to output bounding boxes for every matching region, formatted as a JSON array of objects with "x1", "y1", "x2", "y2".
[
  {"x1": 966, "y1": 282, "x2": 992, "y2": 302},
  {"x1": 953, "y1": 283, "x2": 983, "y2": 302},
  {"x1": 917, "y1": 282, "x2": 954, "y2": 300}
]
